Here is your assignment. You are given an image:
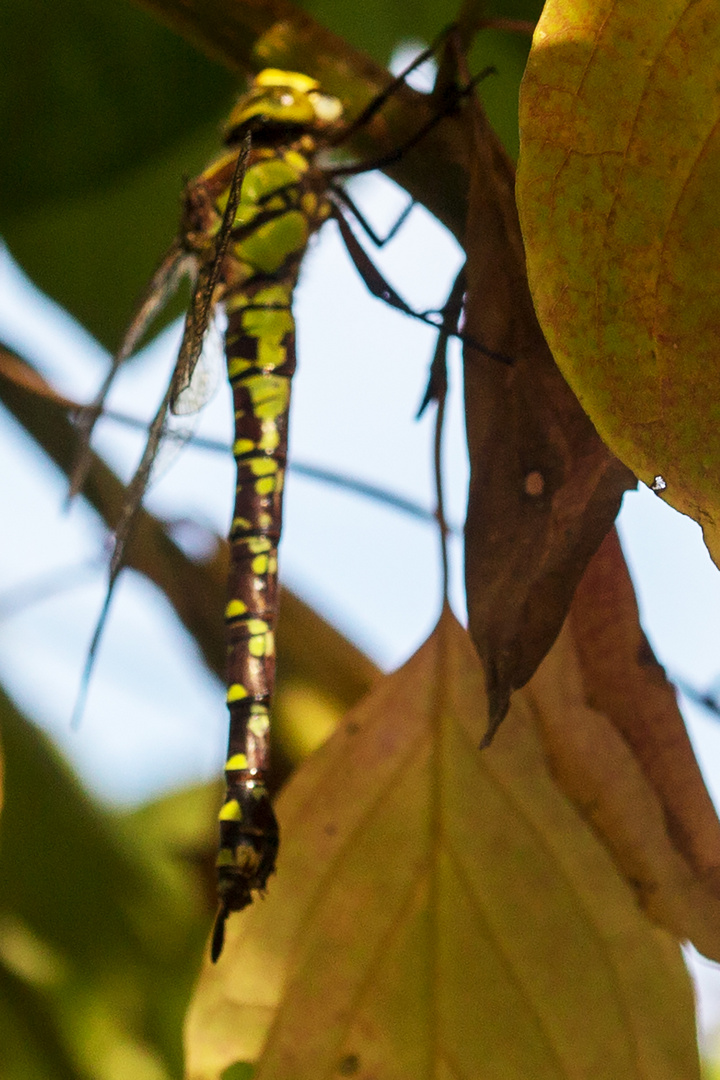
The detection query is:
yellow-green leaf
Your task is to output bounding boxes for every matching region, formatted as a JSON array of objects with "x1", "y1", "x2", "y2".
[
  {"x1": 0, "y1": 685, "x2": 207, "y2": 1080},
  {"x1": 517, "y1": 0, "x2": 720, "y2": 563},
  {"x1": 185, "y1": 611, "x2": 698, "y2": 1080}
]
